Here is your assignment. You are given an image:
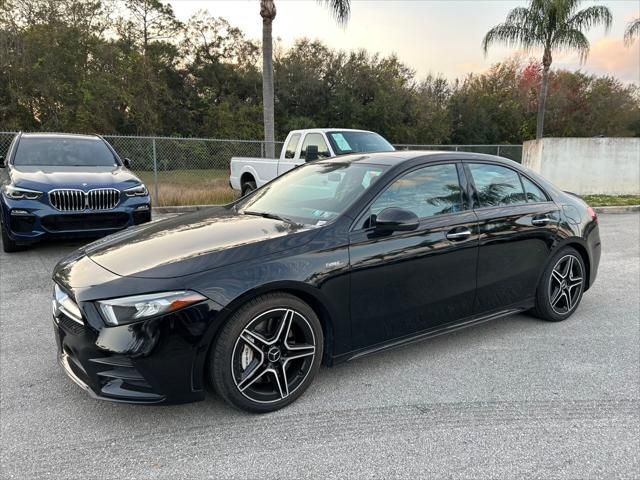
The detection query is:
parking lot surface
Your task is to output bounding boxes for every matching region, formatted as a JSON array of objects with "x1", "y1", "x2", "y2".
[{"x1": 1, "y1": 213, "x2": 638, "y2": 479}]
